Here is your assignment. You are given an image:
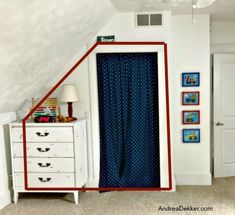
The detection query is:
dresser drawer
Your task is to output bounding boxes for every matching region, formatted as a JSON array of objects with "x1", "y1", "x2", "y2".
[
  {"x1": 15, "y1": 173, "x2": 75, "y2": 188},
  {"x1": 11, "y1": 127, "x2": 73, "y2": 142},
  {"x1": 14, "y1": 158, "x2": 75, "y2": 173},
  {"x1": 12, "y1": 142, "x2": 74, "y2": 158}
]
